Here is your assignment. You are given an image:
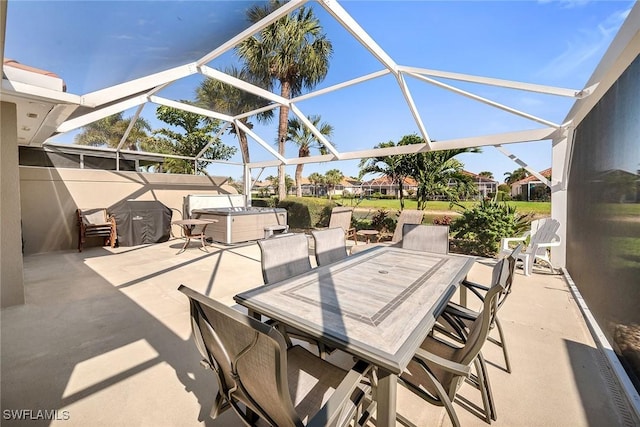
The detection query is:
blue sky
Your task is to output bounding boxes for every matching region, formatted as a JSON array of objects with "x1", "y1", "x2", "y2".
[{"x1": 4, "y1": 0, "x2": 634, "y2": 182}]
